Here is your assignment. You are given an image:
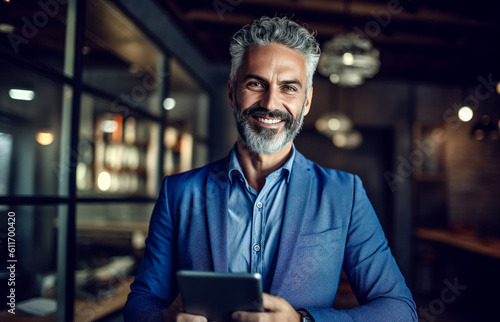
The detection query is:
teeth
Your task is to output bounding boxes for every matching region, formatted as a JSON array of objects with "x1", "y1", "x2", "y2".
[{"x1": 258, "y1": 117, "x2": 281, "y2": 124}]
